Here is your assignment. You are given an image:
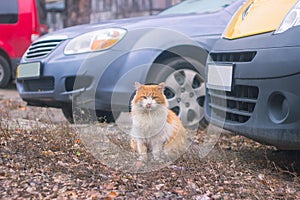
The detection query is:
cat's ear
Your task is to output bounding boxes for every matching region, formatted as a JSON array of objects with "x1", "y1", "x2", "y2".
[
  {"x1": 135, "y1": 82, "x2": 142, "y2": 90},
  {"x1": 158, "y1": 82, "x2": 165, "y2": 93}
]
